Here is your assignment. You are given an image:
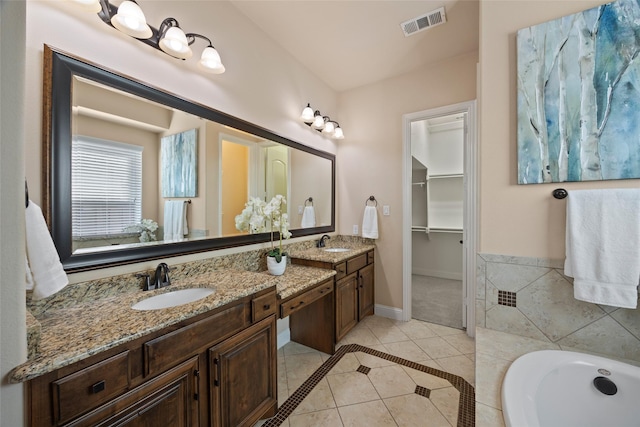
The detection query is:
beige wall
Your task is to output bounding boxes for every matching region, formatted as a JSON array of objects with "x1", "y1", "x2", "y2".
[
  {"x1": 337, "y1": 51, "x2": 479, "y2": 309},
  {"x1": 479, "y1": 0, "x2": 640, "y2": 259}
]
